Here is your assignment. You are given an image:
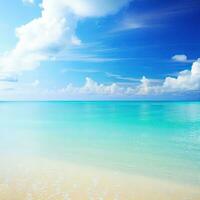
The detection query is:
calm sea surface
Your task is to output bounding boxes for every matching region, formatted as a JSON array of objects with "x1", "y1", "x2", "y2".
[{"x1": 0, "y1": 101, "x2": 200, "y2": 185}]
